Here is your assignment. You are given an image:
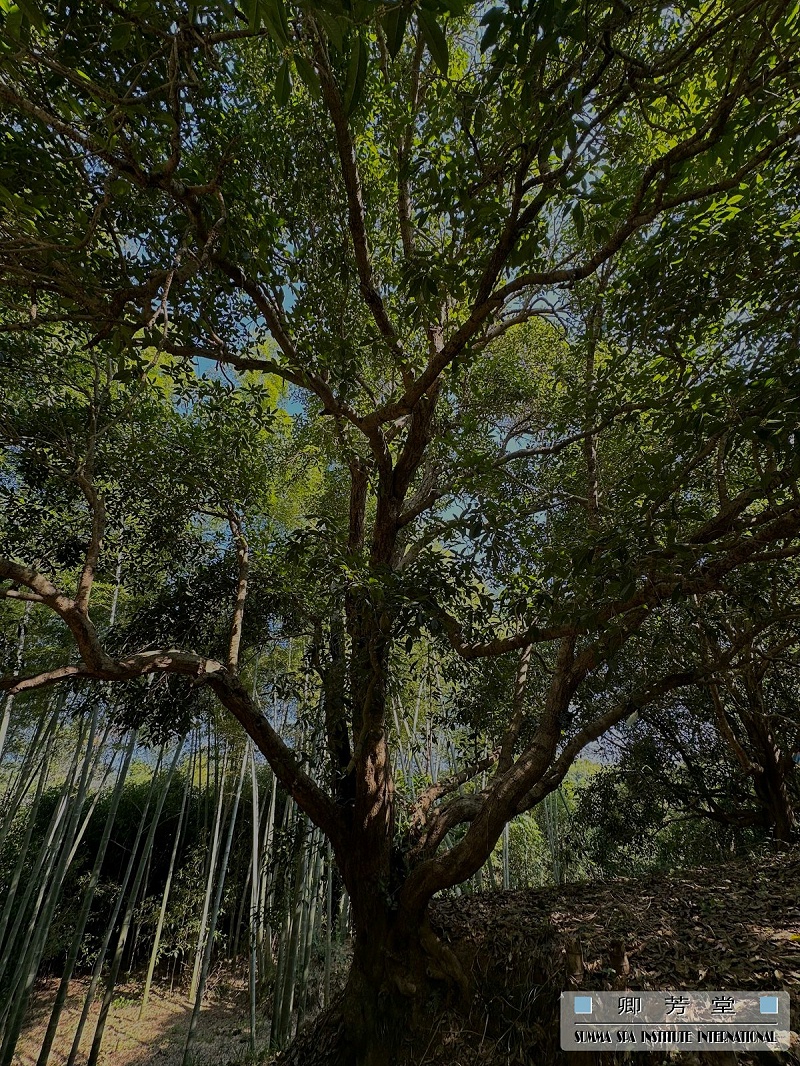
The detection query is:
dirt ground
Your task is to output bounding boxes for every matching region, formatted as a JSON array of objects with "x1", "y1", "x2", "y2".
[{"x1": 14, "y1": 973, "x2": 269, "y2": 1066}]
